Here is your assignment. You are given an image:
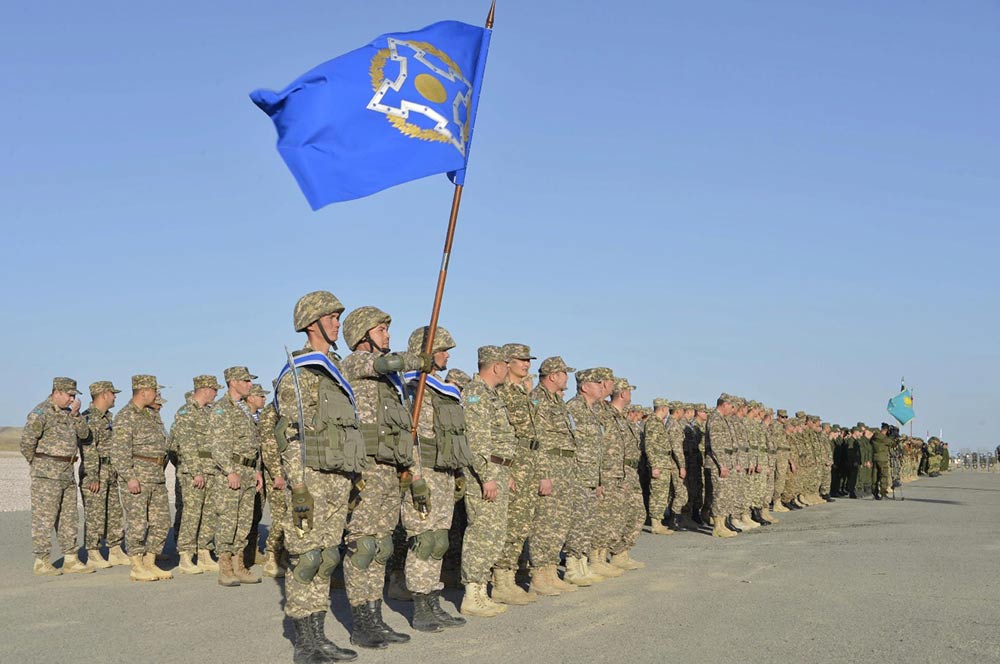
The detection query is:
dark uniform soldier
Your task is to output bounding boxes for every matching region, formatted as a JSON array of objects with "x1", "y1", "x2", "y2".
[{"x1": 871, "y1": 423, "x2": 896, "y2": 500}]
